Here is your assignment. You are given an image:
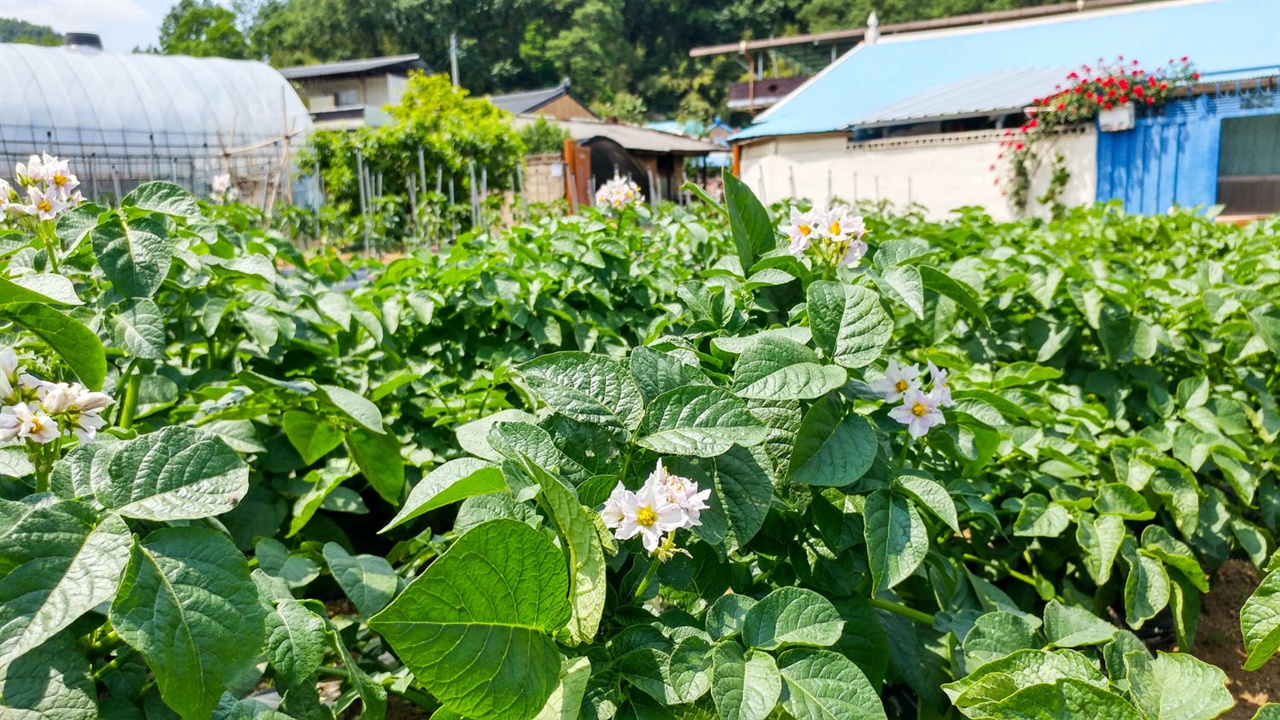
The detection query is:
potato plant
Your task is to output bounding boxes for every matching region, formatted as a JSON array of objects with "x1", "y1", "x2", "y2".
[{"x1": 0, "y1": 157, "x2": 1277, "y2": 719}]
